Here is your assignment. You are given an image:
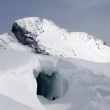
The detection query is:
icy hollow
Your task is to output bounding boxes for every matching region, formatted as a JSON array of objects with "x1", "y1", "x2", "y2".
[
  {"x1": 0, "y1": 49, "x2": 68, "y2": 109},
  {"x1": 36, "y1": 71, "x2": 68, "y2": 100},
  {"x1": 36, "y1": 55, "x2": 110, "y2": 110}
]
